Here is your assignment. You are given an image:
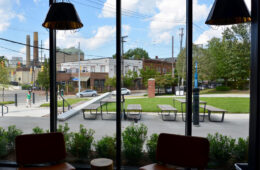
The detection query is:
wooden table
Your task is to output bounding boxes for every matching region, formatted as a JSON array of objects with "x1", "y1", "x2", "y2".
[
  {"x1": 100, "y1": 97, "x2": 125, "y2": 120},
  {"x1": 173, "y1": 98, "x2": 207, "y2": 122},
  {"x1": 126, "y1": 104, "x2": 142, "y2": 120},
  {"x1": 90, "y1": 158, "x2": 113, "y2": 170},
  {"x1": 157, "y1": 104, "x2": 178, "y2": 121}
]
